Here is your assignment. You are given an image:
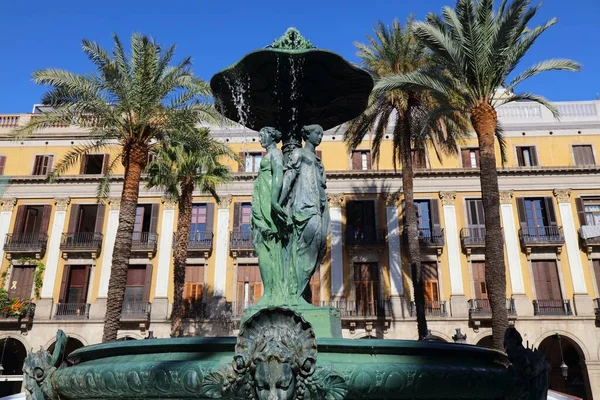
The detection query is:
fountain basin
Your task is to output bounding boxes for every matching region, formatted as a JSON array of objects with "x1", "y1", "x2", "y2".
[{"x1": 52, "y1": 337, "x2": 512, "y2": 399}]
